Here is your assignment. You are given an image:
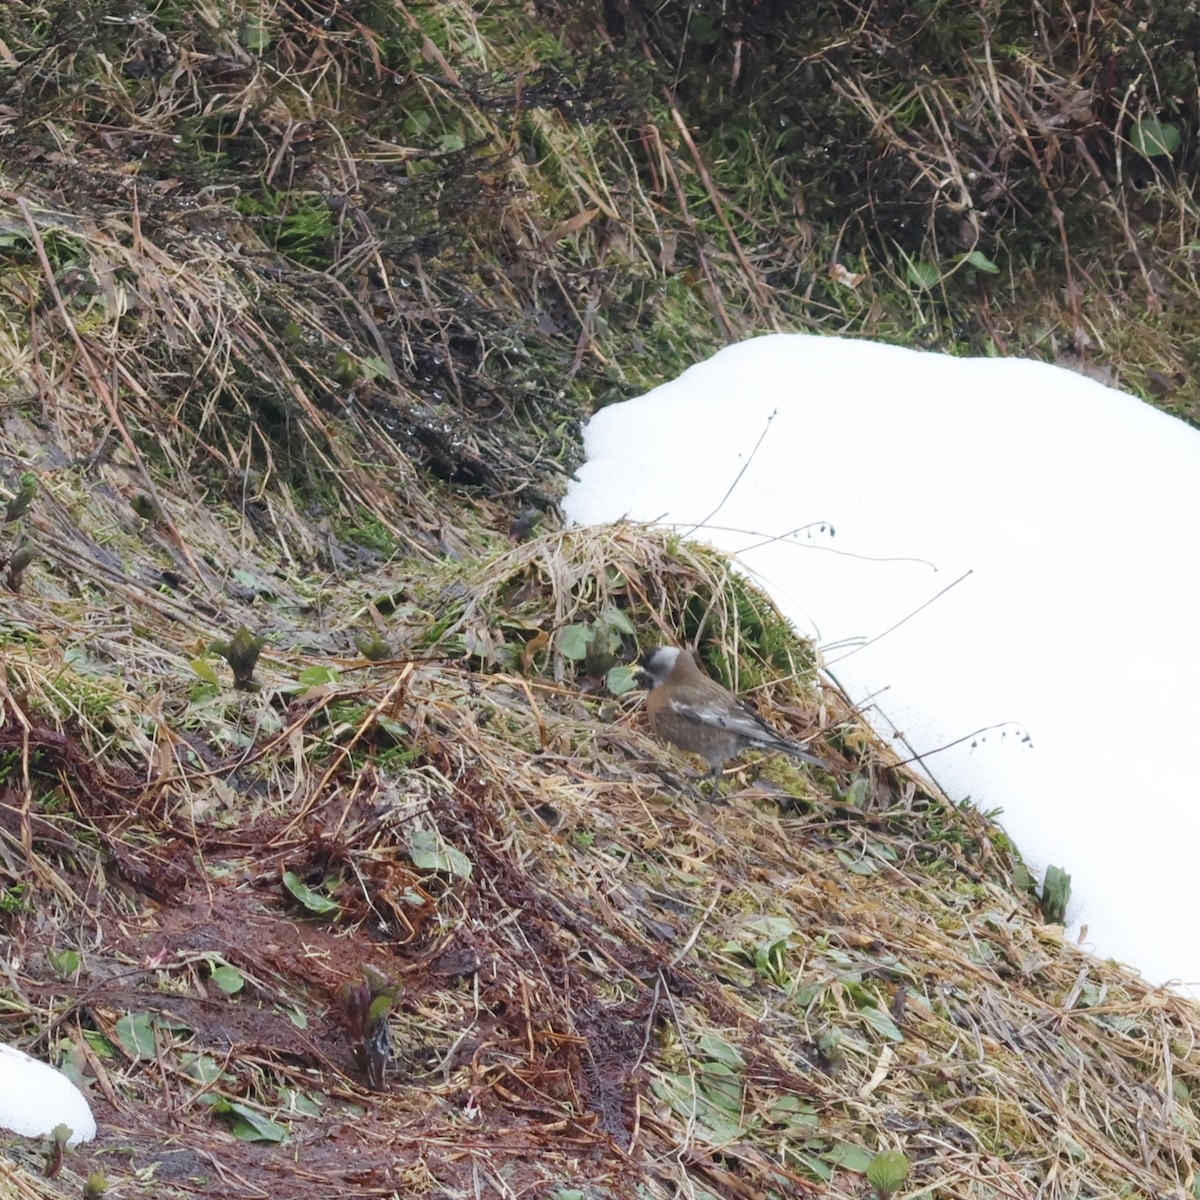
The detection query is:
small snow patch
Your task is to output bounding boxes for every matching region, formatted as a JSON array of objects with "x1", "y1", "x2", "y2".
[{"x1": 0, "y1": 1043, "x2": 96, "y2": 1147}]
